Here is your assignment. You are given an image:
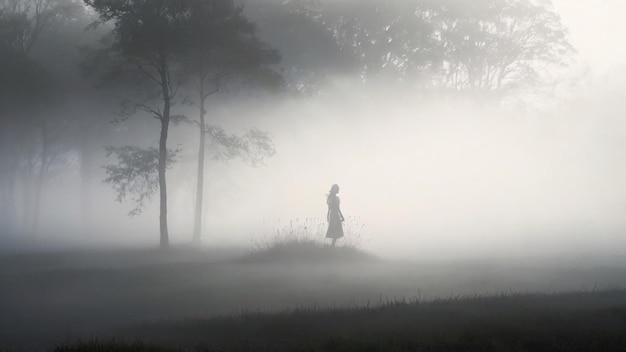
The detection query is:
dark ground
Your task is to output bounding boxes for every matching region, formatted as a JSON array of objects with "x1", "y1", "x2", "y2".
[{"x1": 0, "y1": 244, "x2": 625, "y2": 351}]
